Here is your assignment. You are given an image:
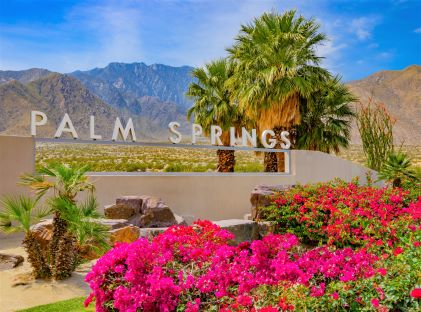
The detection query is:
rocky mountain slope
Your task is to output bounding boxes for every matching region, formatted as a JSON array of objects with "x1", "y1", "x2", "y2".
[
  {"x1": 70, "y1": 62, "x2": 194, "y2": 112},
  {"x1": 0, "y1": 68, "x2": 52, "y2": 85},
  {"x1": 347, "y1": 65, "x2": 421, "y2": 145},
  {"x1": 0, "y1": 73, "x2": 140, "y2": 139}
]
